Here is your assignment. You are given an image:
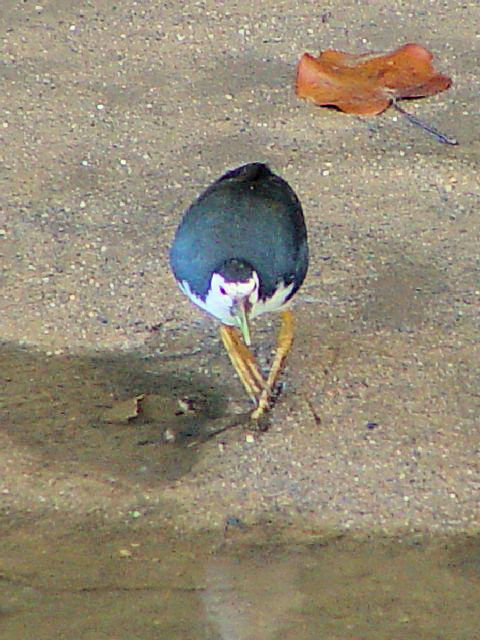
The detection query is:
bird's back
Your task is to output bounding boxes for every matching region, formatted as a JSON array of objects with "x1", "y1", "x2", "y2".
[{"x1": 170, "y1": 163, "x2": 308, "y2": 301}]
